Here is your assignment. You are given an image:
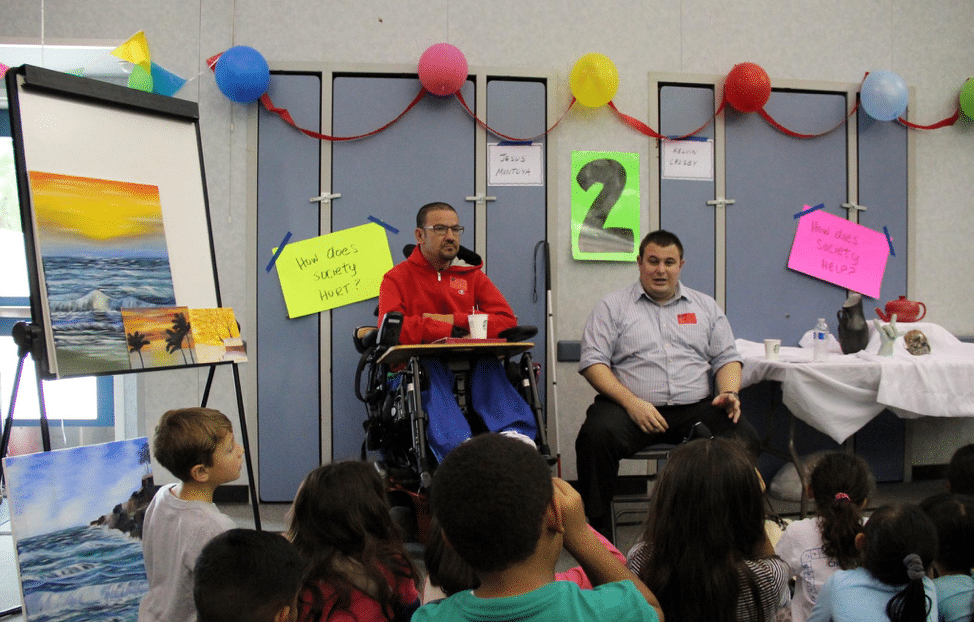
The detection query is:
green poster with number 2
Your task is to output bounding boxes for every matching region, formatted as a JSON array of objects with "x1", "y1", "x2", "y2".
[{"x1": 571, "y1": 151, "x2": 640, "y2": 261}]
